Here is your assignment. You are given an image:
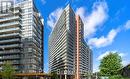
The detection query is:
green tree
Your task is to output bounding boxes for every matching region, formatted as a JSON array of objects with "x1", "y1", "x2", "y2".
[
  {"x1": 51, "y1": 71, "x2": 59, "y2": 79},
  {"x1": 84, "y1": 71, "x2": 92, "y2": 79},
  {"x1": 109, "y1": 75, "x2": 124, "y2": 79},
  {"x1": 1, "y1": 61, "x2": 15, "y2": 79},
  {"x1": 99, "y1": 52, "x2": 123, "y2": 76}
]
